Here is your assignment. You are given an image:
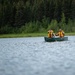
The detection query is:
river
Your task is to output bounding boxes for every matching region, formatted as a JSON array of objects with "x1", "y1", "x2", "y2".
[{"x1": 0, "y1": 36, "x2": 75, "y2": 75}]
